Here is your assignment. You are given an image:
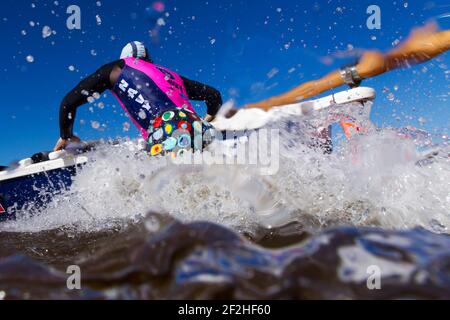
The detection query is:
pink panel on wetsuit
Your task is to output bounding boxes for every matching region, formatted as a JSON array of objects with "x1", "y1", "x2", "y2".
[{"x1": 123, "y1": 57, "x2": 194, "y2": 113}]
